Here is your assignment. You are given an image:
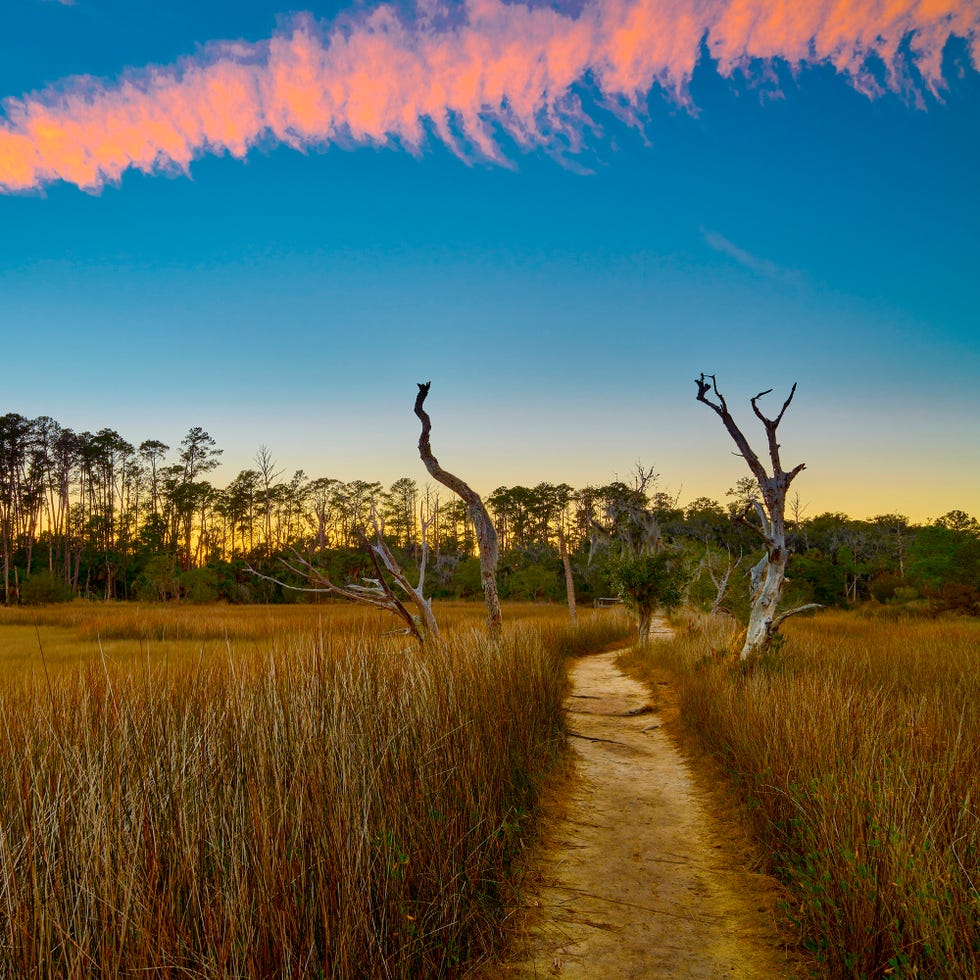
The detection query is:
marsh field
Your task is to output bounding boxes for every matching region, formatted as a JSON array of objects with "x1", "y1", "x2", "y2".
[
  {"x1": 622, "y1": 610, "x2": 980, "y2": 979},
  {"x1": 0, "y1": 601, "x2": 628, "y2": 978},
  {"x1": 1, "y1": 602, "x2": 978, "y2": 978}
]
